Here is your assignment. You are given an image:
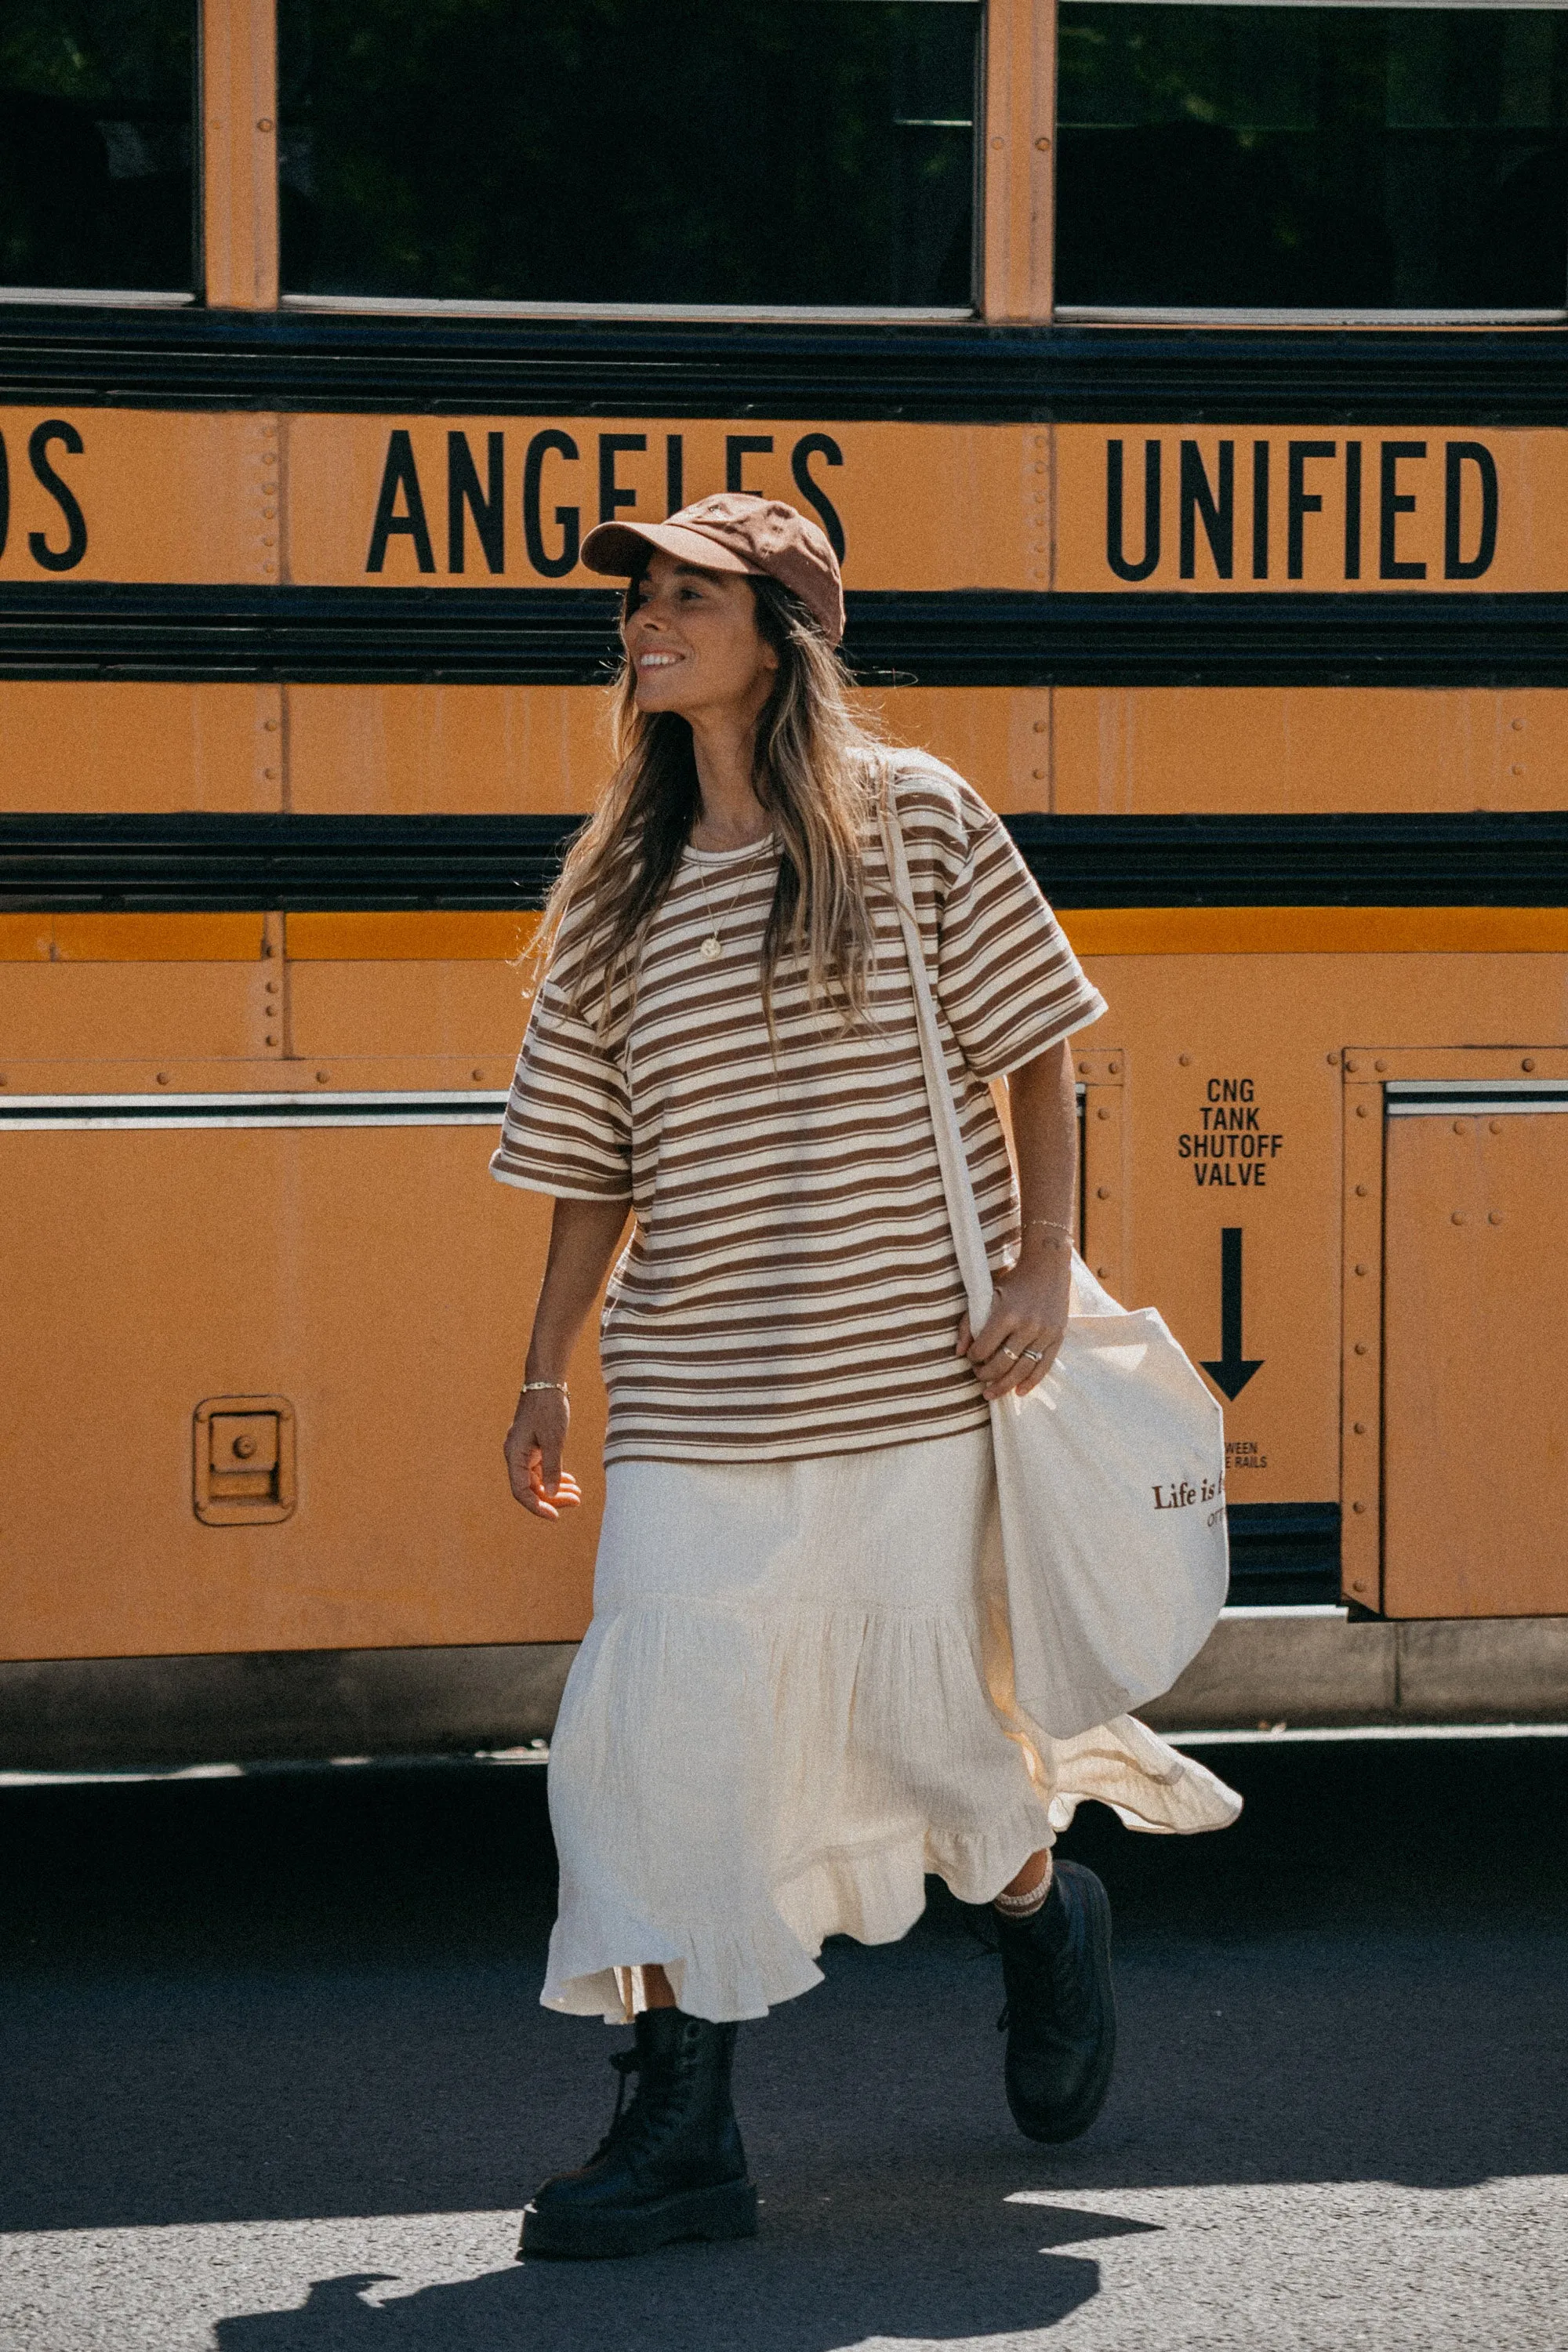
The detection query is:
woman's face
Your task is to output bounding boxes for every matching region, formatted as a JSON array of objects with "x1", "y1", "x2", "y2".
[{"x1": 623, "y1": 551, "x2": 779, "y2": 723}]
